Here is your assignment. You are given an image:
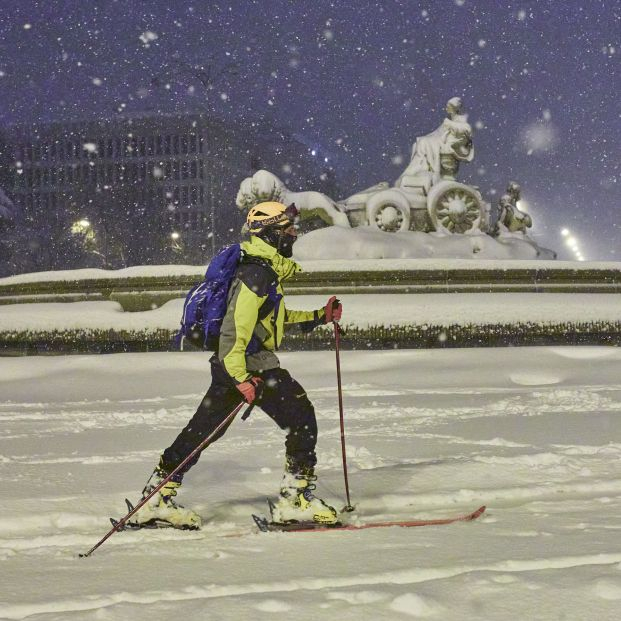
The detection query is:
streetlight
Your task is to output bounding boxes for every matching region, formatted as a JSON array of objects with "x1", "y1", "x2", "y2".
[
  {"x1": 170, "y1": 231, "x2": 182, "y2": 253},
  {"x1": 71, "y1": 219, "x2": 91, "y2": 235}
]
